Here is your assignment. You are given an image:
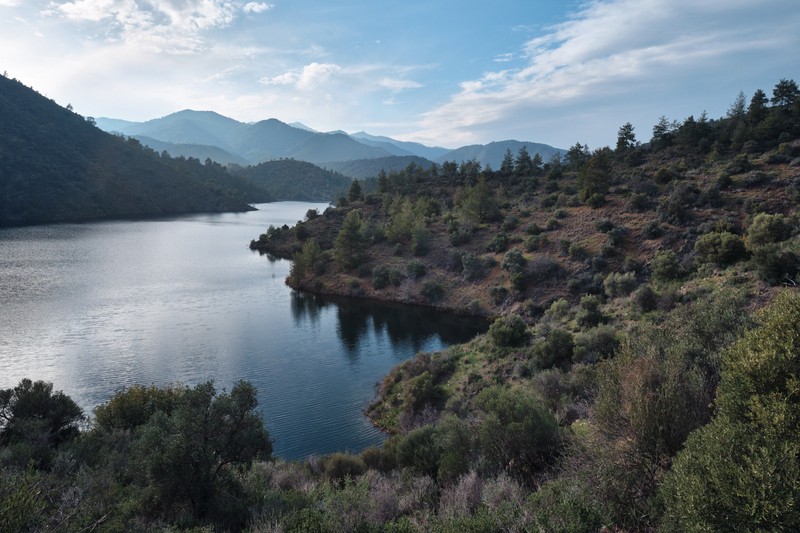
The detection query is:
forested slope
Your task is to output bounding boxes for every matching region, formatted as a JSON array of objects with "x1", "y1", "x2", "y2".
[{"x1": 0, "y1": 76, "x2": 269, "y2": 226}]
